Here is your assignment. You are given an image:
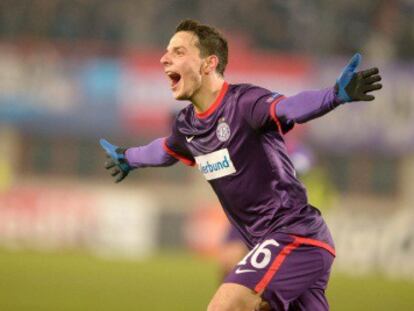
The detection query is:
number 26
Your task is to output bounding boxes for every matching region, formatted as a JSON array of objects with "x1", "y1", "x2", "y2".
[{"x1": 238, "y1": 239, "x2": 279, "y2": 269}]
